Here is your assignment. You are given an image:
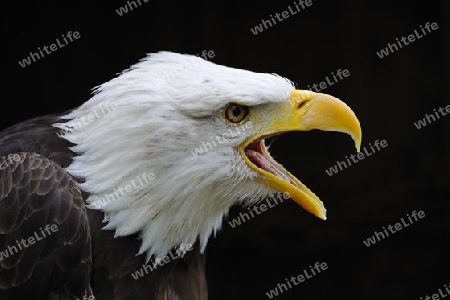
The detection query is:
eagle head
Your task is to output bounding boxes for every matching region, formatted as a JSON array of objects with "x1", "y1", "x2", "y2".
[{"x1": 54, "y1": 52, "x2": 361, "y2": 261}]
